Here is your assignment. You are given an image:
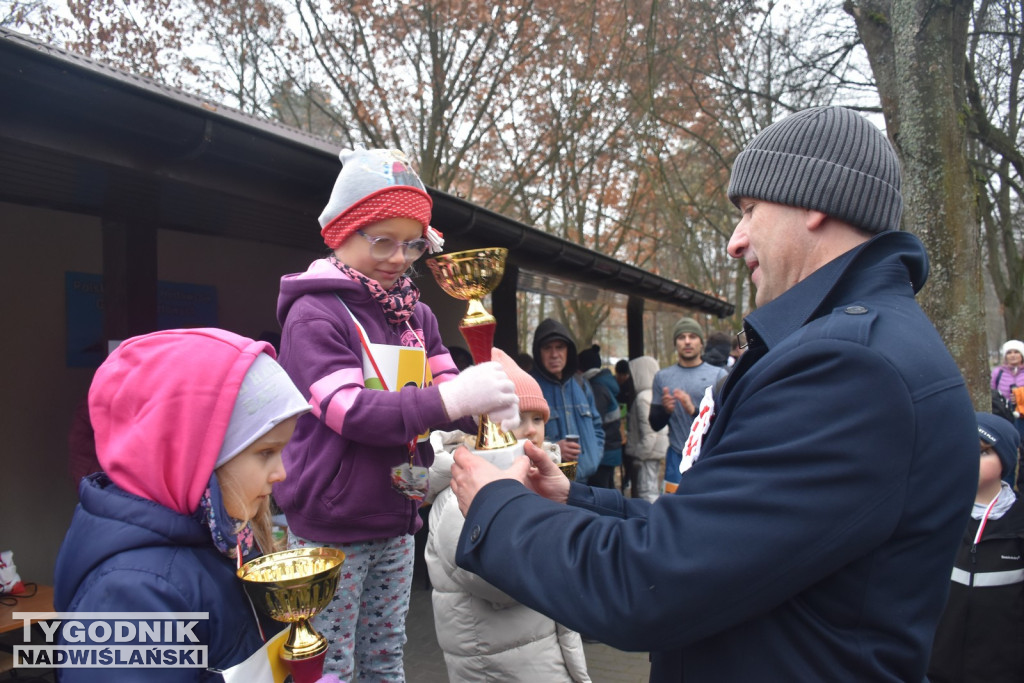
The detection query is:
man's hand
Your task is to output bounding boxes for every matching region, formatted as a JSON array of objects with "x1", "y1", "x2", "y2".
[
  {"x1": 450, "y1": 445, "x2": 530, "y2": 516},
  {"x1": 673, "y1": 388, "x2": 695, "y2": 415},
  {"x1": 450, "y1": 442, "x2": 572, "y2": 516},
  {"x1": 521, "y1": 440, "x2": 571, "y2": 504},
  {"x1": 661, "y1": 386, "x2": 676, "y2": 413},
  {"x1": 556, "y1": 438, "x2": 581, "y2": 461},
  {"x1": 662, "y1": 387, "x2": 695, "y2": 415}
]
